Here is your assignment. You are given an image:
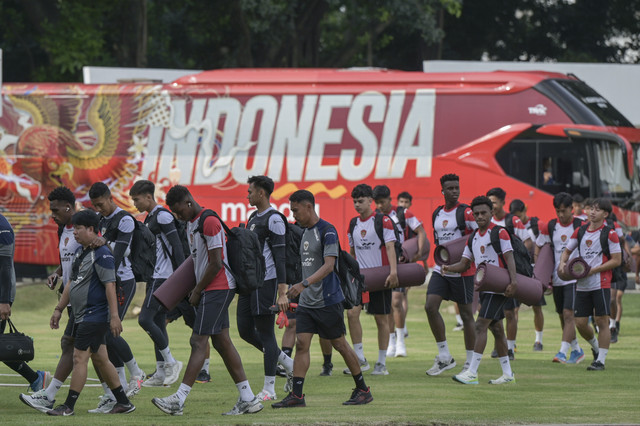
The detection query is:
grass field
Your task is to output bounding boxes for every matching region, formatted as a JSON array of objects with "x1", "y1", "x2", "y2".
[{"x1": 1, "y1": 281, "x2": 639, "y2": 425}]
